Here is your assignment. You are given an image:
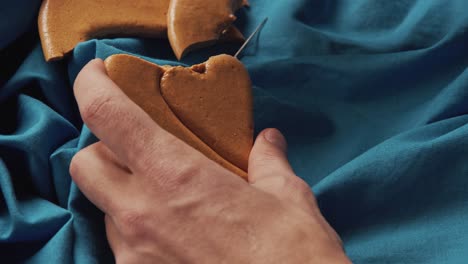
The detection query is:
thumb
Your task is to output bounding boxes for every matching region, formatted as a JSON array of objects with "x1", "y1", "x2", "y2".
[
  {"x1": 248, "y1": 129, "x2": 343, "y2": 246},
  {"x1": 248, "y1": 129, "x2": 317, "y2": 212}
]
